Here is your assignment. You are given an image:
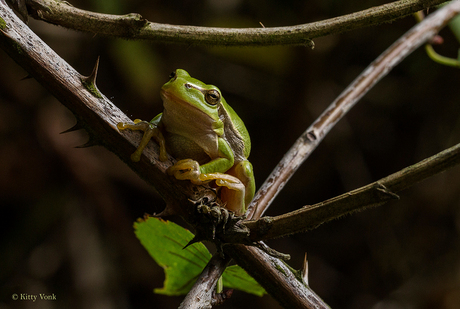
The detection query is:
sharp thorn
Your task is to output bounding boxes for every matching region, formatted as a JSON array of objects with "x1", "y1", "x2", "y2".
[
  {"x1": 60, "y1": 122, "x2": 84, "y2": 134},
  {"x1": 376, "y1": 183, "x2": 400, "y2": 200},
  {"x1": 81, "y1": 57, "x2": 102, "y2": 98},
  {"x1": 75, "y1": 138, "x2": 99, "y2": 148},
  {"x1": 20, "y1": 74, "x2": 33, "y2": 81},
  {"x1": 301, "y1": 252, "x2": 309, "y2": 286},
  {"x1": 89, "y1": 55, "x2": 100, "y2": 85},
  {"x1": 81, "y1": 56, "x2": 100, "y2": 85},
  {"x1": 183, "y1": 234, "x2": 205, "y2": 249}
]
